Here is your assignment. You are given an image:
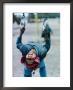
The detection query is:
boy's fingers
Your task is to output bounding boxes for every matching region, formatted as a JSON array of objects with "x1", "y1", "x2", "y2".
[{"x1": 21, "y1": 27, "x2": 25, "y2": 32}]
